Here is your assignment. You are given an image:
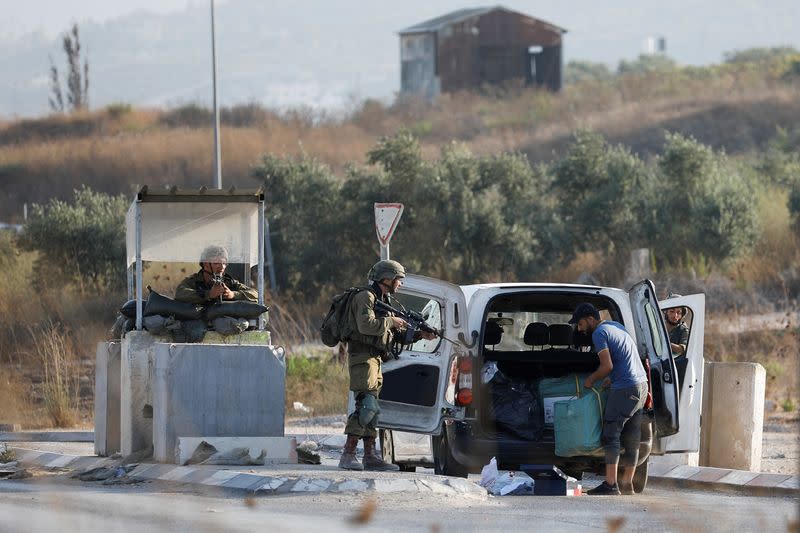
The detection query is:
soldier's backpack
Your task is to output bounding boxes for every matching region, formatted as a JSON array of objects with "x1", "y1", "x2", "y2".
[{"x1": 320, "y1": 286, "x2": 366, "y2": 347}]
